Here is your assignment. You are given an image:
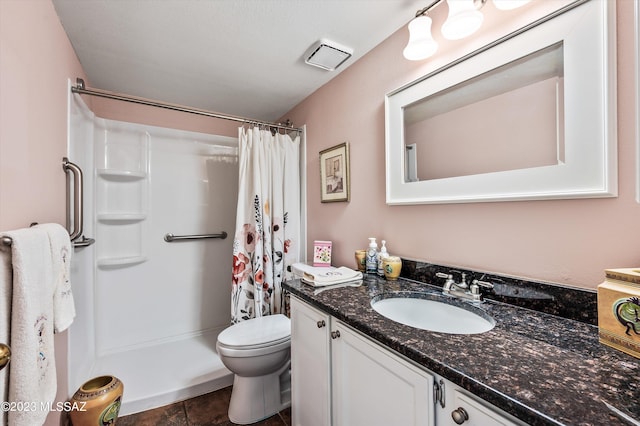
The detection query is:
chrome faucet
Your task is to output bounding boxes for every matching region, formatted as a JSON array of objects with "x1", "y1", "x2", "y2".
[{"x1": 435, "y1": 272, "x2": 494, "y2": 302}]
